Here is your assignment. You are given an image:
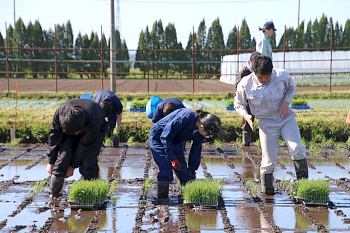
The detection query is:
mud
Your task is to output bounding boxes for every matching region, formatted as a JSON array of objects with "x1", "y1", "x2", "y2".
[{"x1": 0, "y1": 143, "x2": 350, "y2": 232}]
